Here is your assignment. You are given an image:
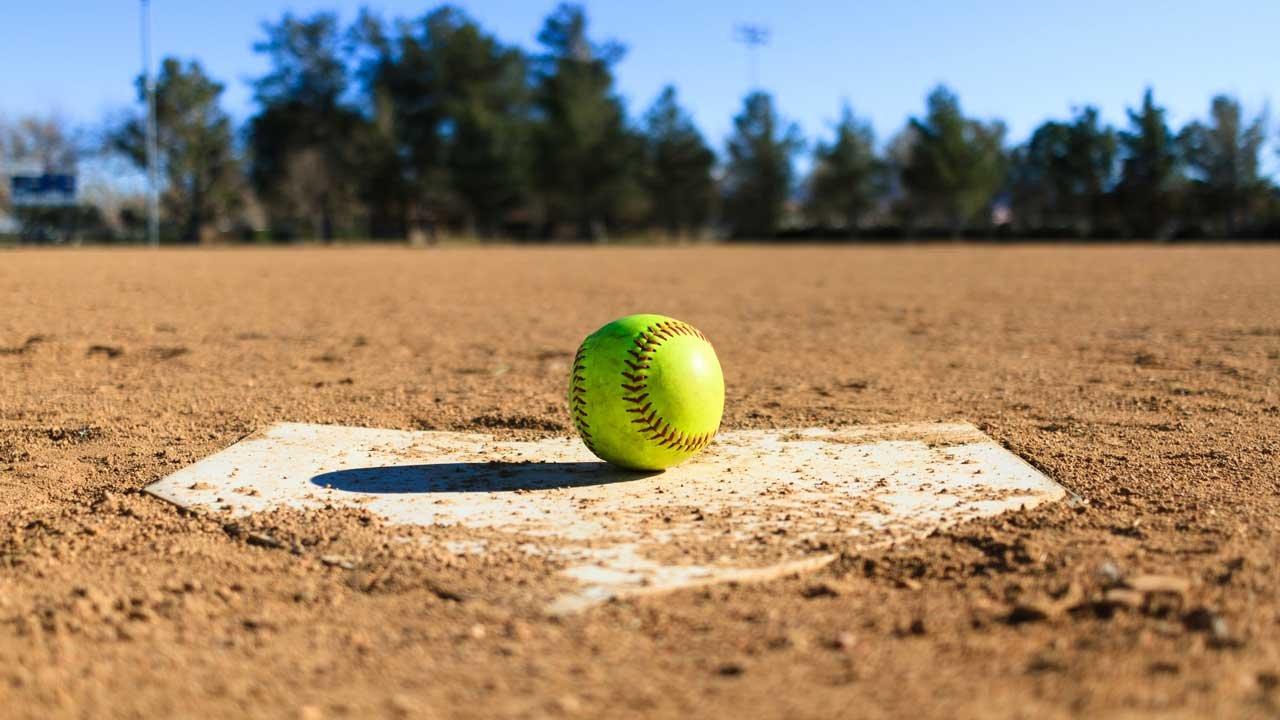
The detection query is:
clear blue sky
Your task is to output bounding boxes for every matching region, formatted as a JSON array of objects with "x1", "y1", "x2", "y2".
[{"x1": 2, "y1": 0, "x2": 1276, "y2": 159}]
